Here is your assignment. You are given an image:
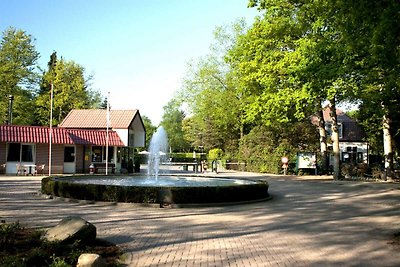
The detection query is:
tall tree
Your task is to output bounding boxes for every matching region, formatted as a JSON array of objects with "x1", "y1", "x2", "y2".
[
  {"x1": 332, "y1": 0, "x2": 400, "y2": 179},
  {"x1": 248, "y1": 0, "x2": 400, "y2": 179},
  {"x1": 160, "y1": 99, "x2": 190, "y2": 152},
  {"x1": 235, "y1": 0, "x2": 366, "y2": 178},
  {"x1": 179, "y1": 20, "x2": 249, "y2": 154},
  {"x1": 34, "y1": 52, "x2": 102, "y2": 126},
  {"x1": 0, "y1": 27, "x2": 40, "y2": 124}
]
